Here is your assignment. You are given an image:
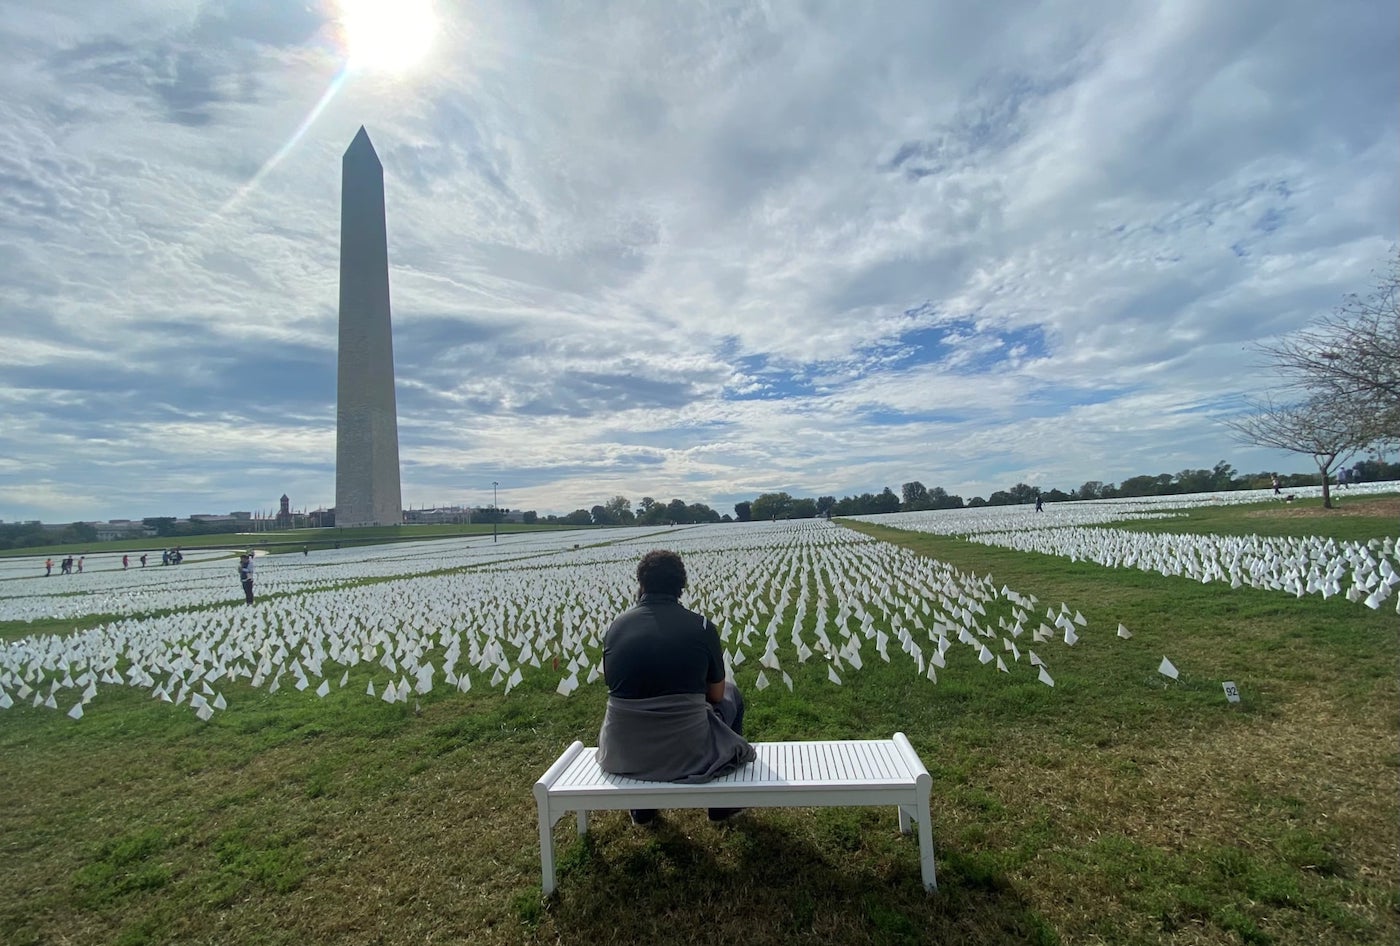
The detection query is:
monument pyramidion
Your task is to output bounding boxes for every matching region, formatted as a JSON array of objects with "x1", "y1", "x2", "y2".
[{"x1": 335, "y1": 126, "x2": 404, "y2": 528}]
